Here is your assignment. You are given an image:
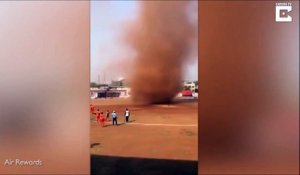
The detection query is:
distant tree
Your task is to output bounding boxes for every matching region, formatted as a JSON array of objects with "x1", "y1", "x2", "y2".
[
  {"x1": 111, "y1": 81, "x2": 119, "y2": 87},
  {"x1": 183, "y1": 86, "x2": 191, "y2": 90},
  {"x1": 123, "y1": 80, "x2": 130, "y2": 87},
  {"x1": 90, "y1": 82, "x2": 98, "y2": 88}
]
